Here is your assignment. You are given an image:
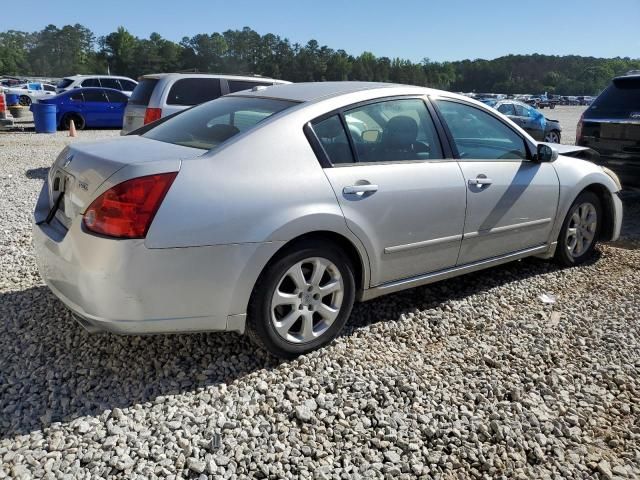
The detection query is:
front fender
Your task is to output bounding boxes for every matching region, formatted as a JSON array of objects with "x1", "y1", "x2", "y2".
[{"x1": 549, "y1": 156, "x2": 621, "y2": 244}]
